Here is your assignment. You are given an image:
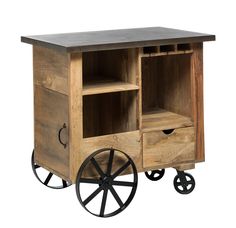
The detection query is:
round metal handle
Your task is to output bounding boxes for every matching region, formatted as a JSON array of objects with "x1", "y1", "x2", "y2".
[{"x1": 58, "y1": 123, "x2": 67, "y2": 149}]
